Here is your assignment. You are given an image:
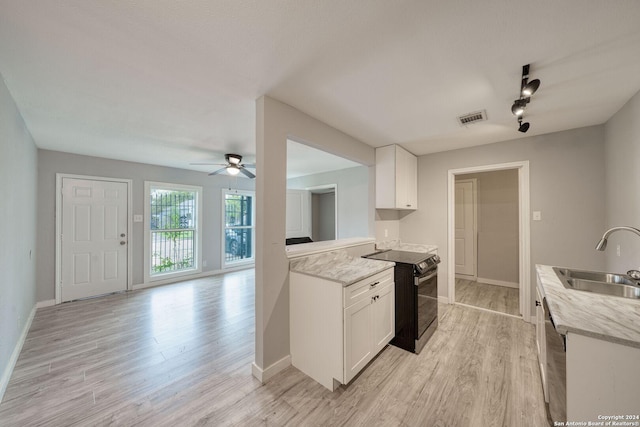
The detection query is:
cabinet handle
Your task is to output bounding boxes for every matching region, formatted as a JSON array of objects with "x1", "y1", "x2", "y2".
[
  {"x1": 369, "y1": 281, "x2": 380, "y2": 289},
  {"x1": 406, "y1": 204, "x2": 411, "y2": 207}
]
